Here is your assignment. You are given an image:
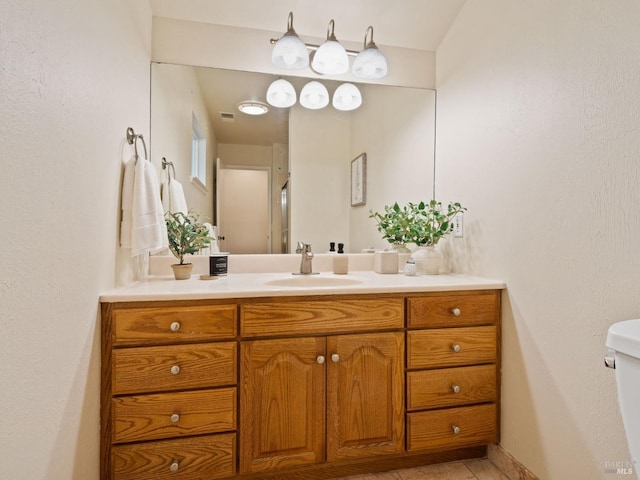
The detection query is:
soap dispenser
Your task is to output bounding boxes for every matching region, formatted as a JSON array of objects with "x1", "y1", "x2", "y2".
[{"x1": 332, "y1": 243, "x2": 349, "y2": 274}]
